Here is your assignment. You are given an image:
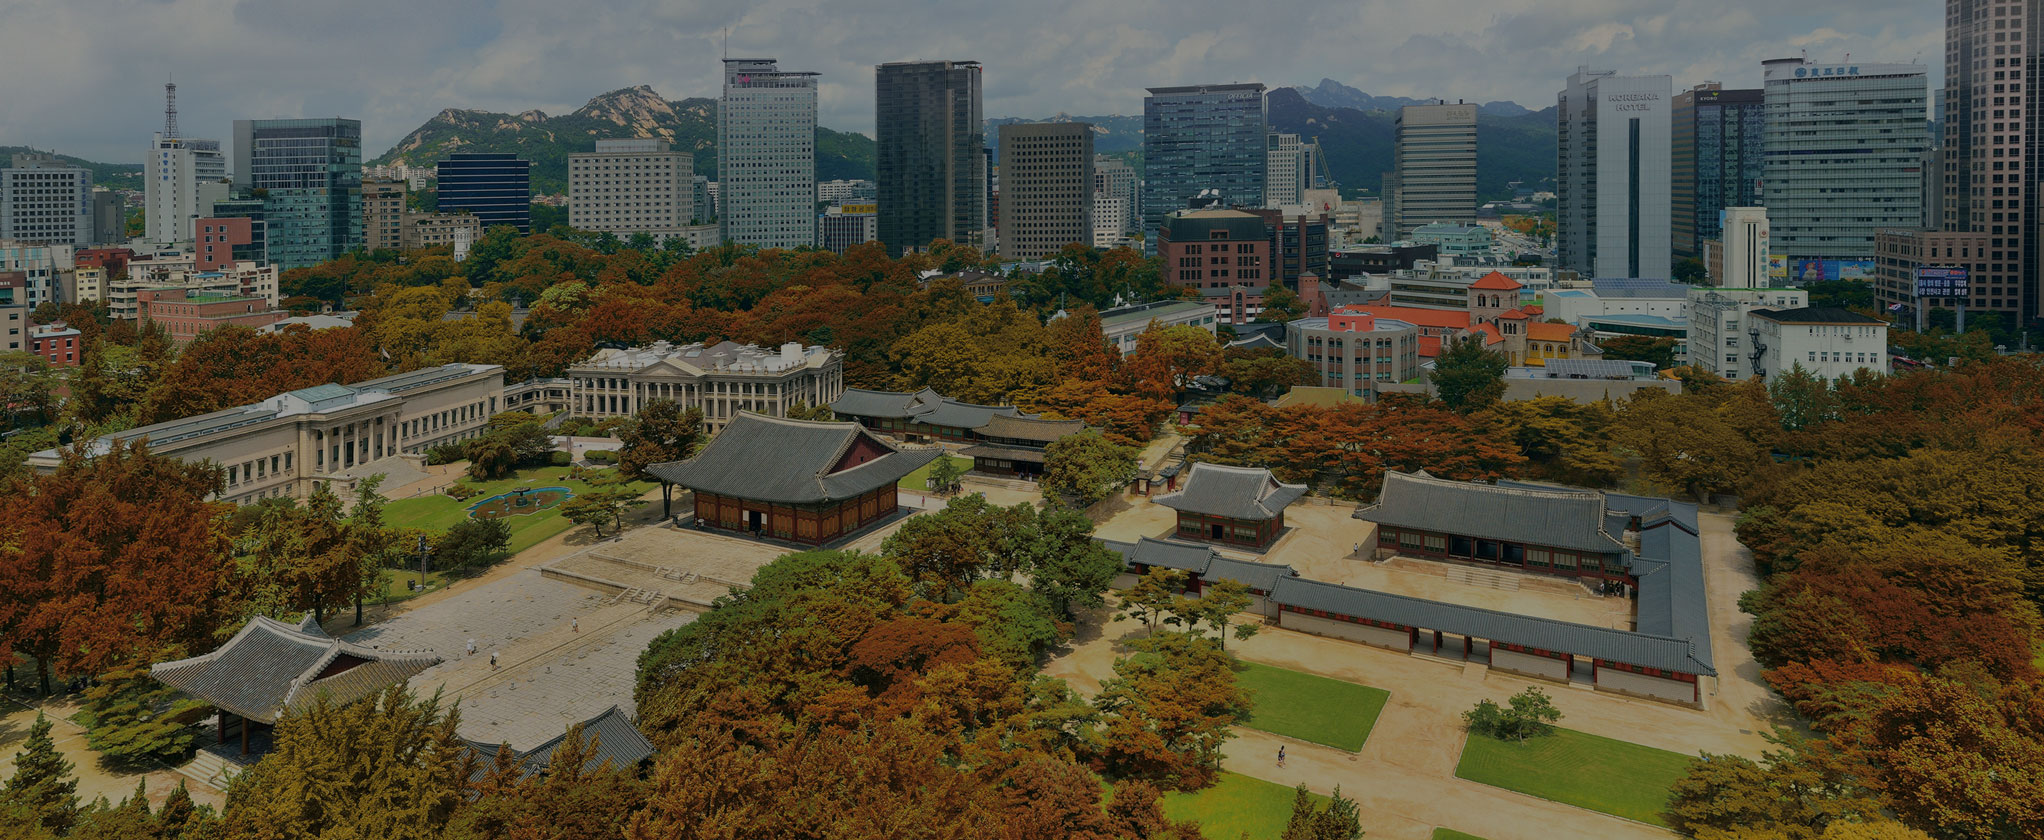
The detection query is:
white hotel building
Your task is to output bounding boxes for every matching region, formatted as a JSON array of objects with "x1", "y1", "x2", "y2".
[
  {"x1": 1558, "y1": 68, "x2": 1672, "y2": 280},
  {"x1": 719, "y1": 58, "x2": 819, "y2": 249}
]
